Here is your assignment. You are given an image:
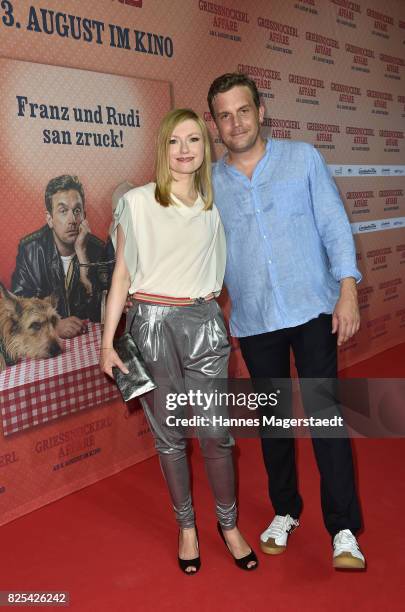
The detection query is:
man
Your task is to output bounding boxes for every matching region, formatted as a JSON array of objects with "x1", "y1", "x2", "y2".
[
  {"x1": 207, "y1": 73, "x2": 365, "y2": 569},
  {"x1": 12, "y1": 175, "x2": 106, "y2": 338}
]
